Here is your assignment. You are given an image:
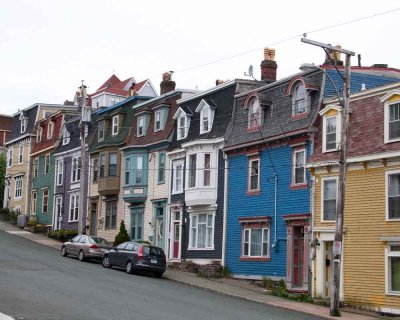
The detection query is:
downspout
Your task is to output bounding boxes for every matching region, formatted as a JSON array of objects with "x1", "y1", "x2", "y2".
[
  {"x1": 26, "y1": 138, "x2": 32, "y2": 217},
  {"x1": 274, "y1": 172, "x2": 278, "y2": 247},
  {"x1": 222, "y1": 152, "x2": 228, "y2": 267}
]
